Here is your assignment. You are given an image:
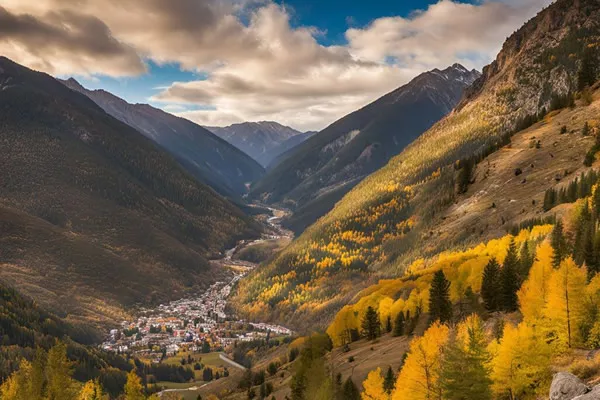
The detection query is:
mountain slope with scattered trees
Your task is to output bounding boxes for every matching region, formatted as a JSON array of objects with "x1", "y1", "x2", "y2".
[{"x1": 232, "y1": 0, "x2": 600, "y2": 331}]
